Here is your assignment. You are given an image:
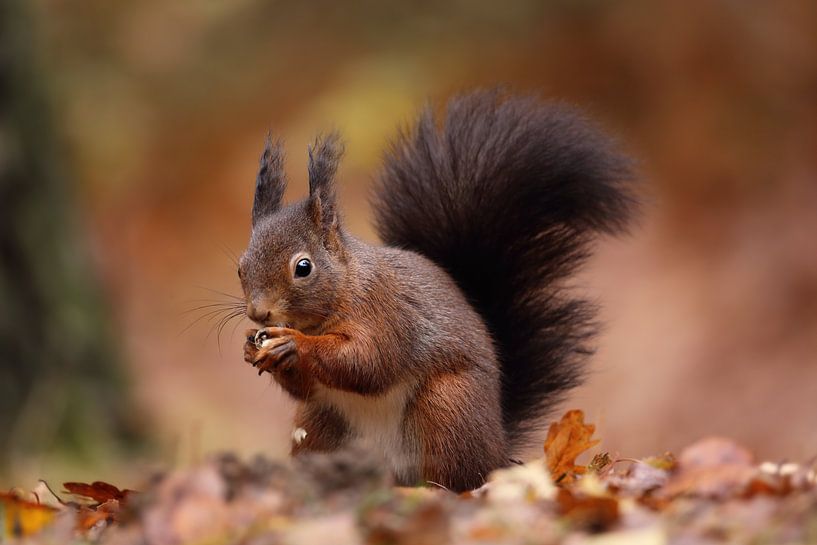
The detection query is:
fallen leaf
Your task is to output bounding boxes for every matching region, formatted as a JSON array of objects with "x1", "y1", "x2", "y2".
[
  {"x1": 284, "y1": 513, "x2": 358, "y2": 545},
  {"x1": 576, "y1": 473, "x2": 609, "y2": 497},
  {"x1": 0, "y1": 492, "x2": 59, "y2": 538},
  {"x1": 556, "y1": 488, "x2": 619, "y2": 532},
  {"x1": 677, "y1": 437, "x2": 752, "y2": 469},
  {"x1": 605, "y1": 461, "x2": 669, "y2": 499},
  {"x1": 359, "y1": 488, "x2": 450, "y2": 545},
  {"x1": 76, "y1": 500, "x2": 122, "y2": 531},
  {"x1": 485, "y1": 459, "x2": 556, "y2": 503},
  {"x1": 142, "y1": 465, "x2": 231, "y2": 545},
  {"x1": 544, "y1": 410, "x2": 600, "y2": 485},
  {"x1": 63, "y1": 481, "x2": 133, "y2": 506},
  {"x1": 589, "y1": 452, "x2": 613, "y2": 474},
  {"x1": 661, "y1": 437, "x2": 756, "y2": 499},
  {"x1": 575, "y1": 525, "x2": 667, "y2": 545},
  {"x1": 643, "y1": 453, "x2": 677, "y2": 472}
]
